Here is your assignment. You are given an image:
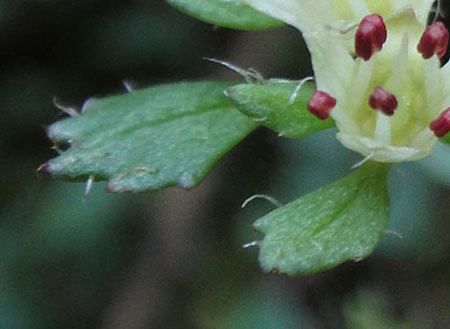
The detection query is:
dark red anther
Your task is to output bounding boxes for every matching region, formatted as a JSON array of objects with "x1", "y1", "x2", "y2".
[
  {"x1": 369, "y1": 86, "x2": 398, "y2": 116},
  {"x1": 307, "y1": 91, "x2": 337, "y2": 120},
  {"x1": 355, "y1": 14, "x2": 388, "y2": 61},
  {"x1": 417, "y1": 22, "x2": 449, "y2": 59},
  {"x1": 430, "y1": 108, "x2": 450, "y2": 137}
]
